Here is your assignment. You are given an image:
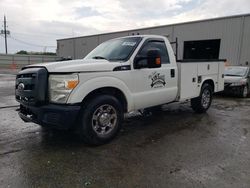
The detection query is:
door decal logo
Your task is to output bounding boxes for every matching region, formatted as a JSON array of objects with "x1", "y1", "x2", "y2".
[{"x1": 149, "y1": 72, "x2": 166, "y2": 88}]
